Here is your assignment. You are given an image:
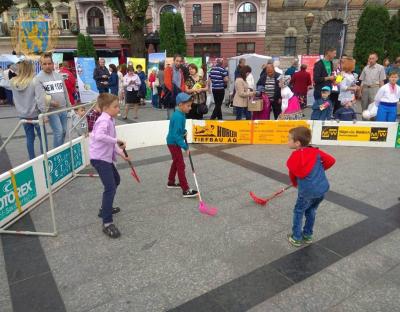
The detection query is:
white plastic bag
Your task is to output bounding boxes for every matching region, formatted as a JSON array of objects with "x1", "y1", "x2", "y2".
[{"x1": 362, "y1": 102, "x2": 378, "y2": 120}]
